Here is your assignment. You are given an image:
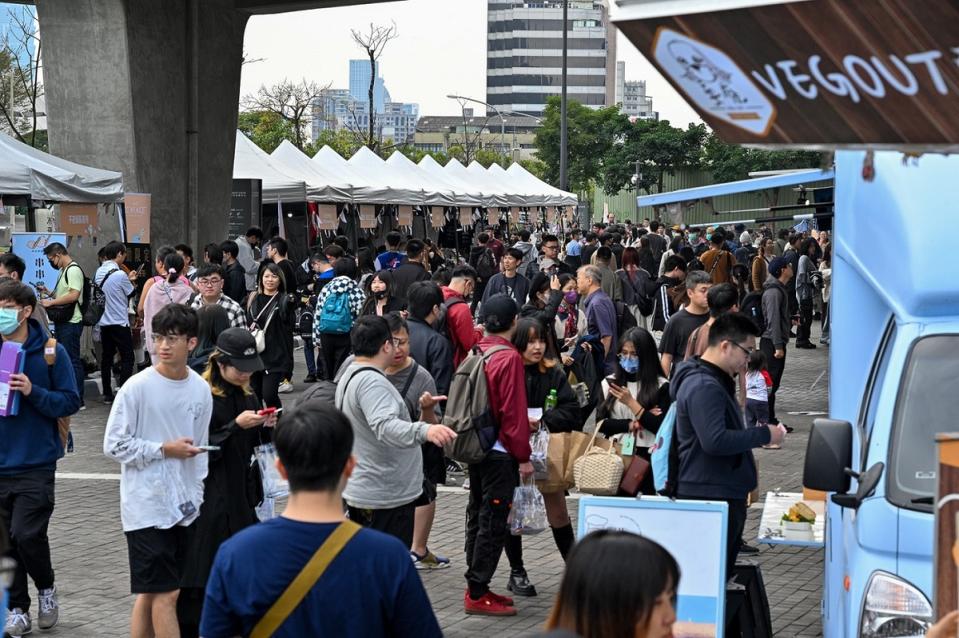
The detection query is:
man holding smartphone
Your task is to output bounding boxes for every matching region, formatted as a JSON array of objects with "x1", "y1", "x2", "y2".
[
  {"x1": 95, "y1": 241, "x2": 139, "y2": 404},
  {"x1": 103, "y1": 304, "x2": 213, "y2": 638}
]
